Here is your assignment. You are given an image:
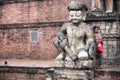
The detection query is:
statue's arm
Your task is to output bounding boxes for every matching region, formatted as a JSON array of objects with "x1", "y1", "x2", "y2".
[
  {"x1": 60, "y1": 23, "x2": 67, "y2": 35},
  {"x1": 53, "y1": 23, "x2": 67, "y2": 48},
  {"x1": 58, "y1": 23, "x2": 68, "y2": 48},
  {"x1": 85, "y1": 26, "x2": 94, "y2": 51}
]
